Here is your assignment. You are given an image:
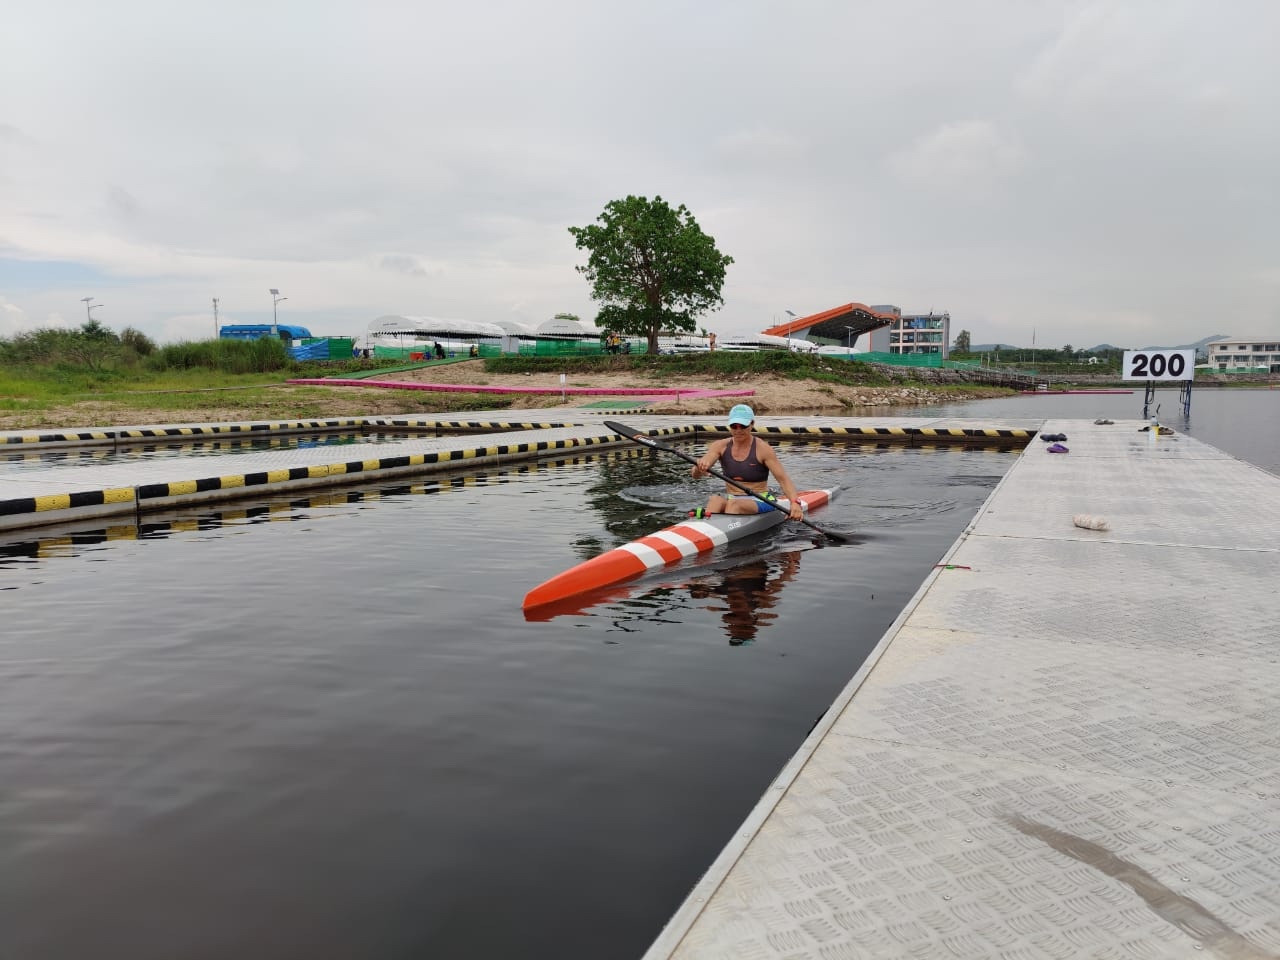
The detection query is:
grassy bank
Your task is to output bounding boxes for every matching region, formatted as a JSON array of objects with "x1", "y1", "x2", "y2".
[
  {"x1": 484, "y1": 351, "x2": 1014, "y2": 399},
  {"x1": 0, "y1": 355, "x2": 514, "y2": 429},
  {"x1": 1, "y1": 344, "x2": 1009, "y2": 430},
  {"x1": 0, "y1": 334, "x2": 458, "y2": 426},
  {"x1": 485, "y1": 350, "x2": 896, "y2": 383}
]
